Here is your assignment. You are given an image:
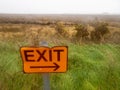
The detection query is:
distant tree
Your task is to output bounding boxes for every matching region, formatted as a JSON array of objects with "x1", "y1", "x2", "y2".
[{"x1": 75, "y1": 24, "x2": 89, "y2": 44}]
